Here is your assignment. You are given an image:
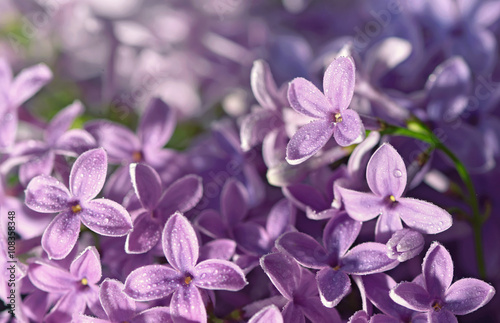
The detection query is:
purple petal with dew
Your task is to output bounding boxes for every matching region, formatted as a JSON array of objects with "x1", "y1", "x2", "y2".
[
  {"x1": 276, "y1": 232, "x2": 328, "y2": 269},
  {"x1": 287, "y1": 77, "x2": 330, "y2": 118},
  {"x1": 133, "y1": 307, "x2": 173, "y2": 323},
  {"x1": 170, "y1": 285, "x2": 207, "y2": 323},
  {"x1": 124, "y1": 265, "x2": 180, "y2": 301},
  {"x1": 366, "y1": 143, "x2": 407, "y2": 198},
  {"x1": 386, "y1": 229, "x2": 425, "y2": 262},
  {"x1": 81, "y1": 199, "x2": 132, "y2": 236},
  {"x1": 422, "y1": 242, "x2": 454, "y2": 299},
  {"x1": 323, "y1": 56, "x2": 356, "y2": 112},
  {"x1": 337, "y1": 187, "x2": 383, "y2": 221},
  {"x1": 10, "y1": 63, "x2": 52, "y2": 108},
  {"x1": 260, "y1": 252, "x2": 302, "y2": 300},
  {"x1": 286, "y1": 120, "x2": 335, "y2": 165},
  {"x1": 316, "y1": 267, "x2": 351, "y2": 308},
  {"x1": 99, "y1": 279, "x2": 136, "y2": 322},
  {"x1": 138, "y1": 97, "x2": 175, "y2": 150},
  {"x1": 158, "y1": 174, "x2": 203, "y2": 217},
  {"x1": 248, "y1": 305, "x2": 283, "y2": 323},
  {"x1": 0, "y1": 107, "x2": 17, "y2": 149},
  {"x1": 130, "y1": 163, "x2": 162, "y2": 211},
  {"x1": 428, "y1": 309, "x2": 458, "y2": 323},
  {"x1": 163, "y1": 212, "x2": 199, "y2": 272},
  {"x1": 76, "y1": 314, "x2": 108, "y2": 323},
  {"x1": 390, "y1": 282, "x2": 432, "y2": 312},
  {"x1": 70, "y1": 148, "x2": 107, "y2": 201},
  {"x1": 333, "y1": 109, "x2": 364, "y2": 147},
  {"x1": 20, "y1": 149, "x2": 55, "y2": 187},
  {"x1": 25, "y1": 174, "x2": 70, "y2": 213},
  {"x1": 374, "y1": 210, "x2": 404, "y2": 244},
  {"x1": 125, "y1": 211, "x2": 161, "y2": 254},
  {"x1": 41, "y1": 210, "x2": 81, "y2": 260},
  {"x1": 347, "y1": 130, "x2": 380, "y2": 180},
  {"x1": 348, "y1": 310, "x2": 370, "y2": 323},
  {"x1": 342, "y1": 242, "x2": 399, "y2": 275},
  {"x1": 198, "y1": 239, "x2": 236, "y2": 262},
  {"x1": 323, "y1": 211, "x2": 362, "y2": 259},
  {"x1": 28, "y1": 263, "x2": 75, "y2": 293},
  {"x1": 251, "y1": 59, "x2": 280, "y2": 110},
  {"x1": 44, "y1": 291, "x2": 86, "y2": 323},
  {"x1": 444, "y1": 278, "x2": 495, "y2": 315},
  {"x1": 45, "y1": 100, "x2": 83, "y2": 145},
  {"x1": 282, "y1": 302, "x2": 306, "y2": 323},
  {"x1": 301, "y1": 296, "x2": 342, "y2": 323},
  {"x1": 220, "y1": 178, "x2": 249, "y2": 227},
  {"x1": 70, "y1": 246, "x2": 102, "y2": 285},
  {"x1": 194, "y1": 259, "x2": 247, "y2": 291},
  {"x1": 396, "y1": 198, "x2": 452, "y2": 234}
]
